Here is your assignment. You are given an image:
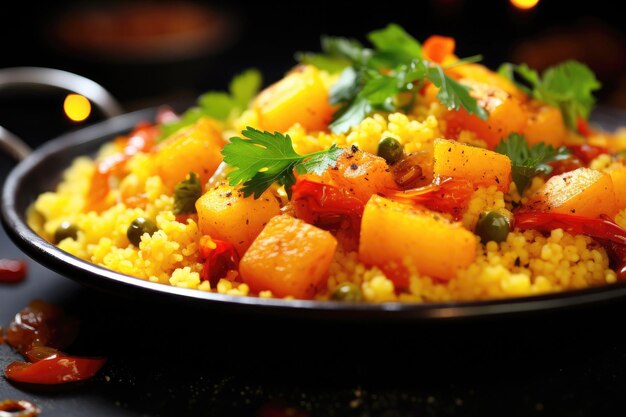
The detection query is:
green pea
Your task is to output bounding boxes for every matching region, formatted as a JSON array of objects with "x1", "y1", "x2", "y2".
[
  {"x1": 475, "y1": 211, "x2": 510, "y2": 244},
  {"x1": 377, "y1": 137, "x2": 404, "y2": 165},
  {"x1": 54, "y1": 221, "x2": 79, "y2": 243},
  {"x1": 331, "y1": 283, "x2": 363, "y2": 302},
  {"x1": 127, "y1": 218, "x2": 158, "y2": 247}
]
